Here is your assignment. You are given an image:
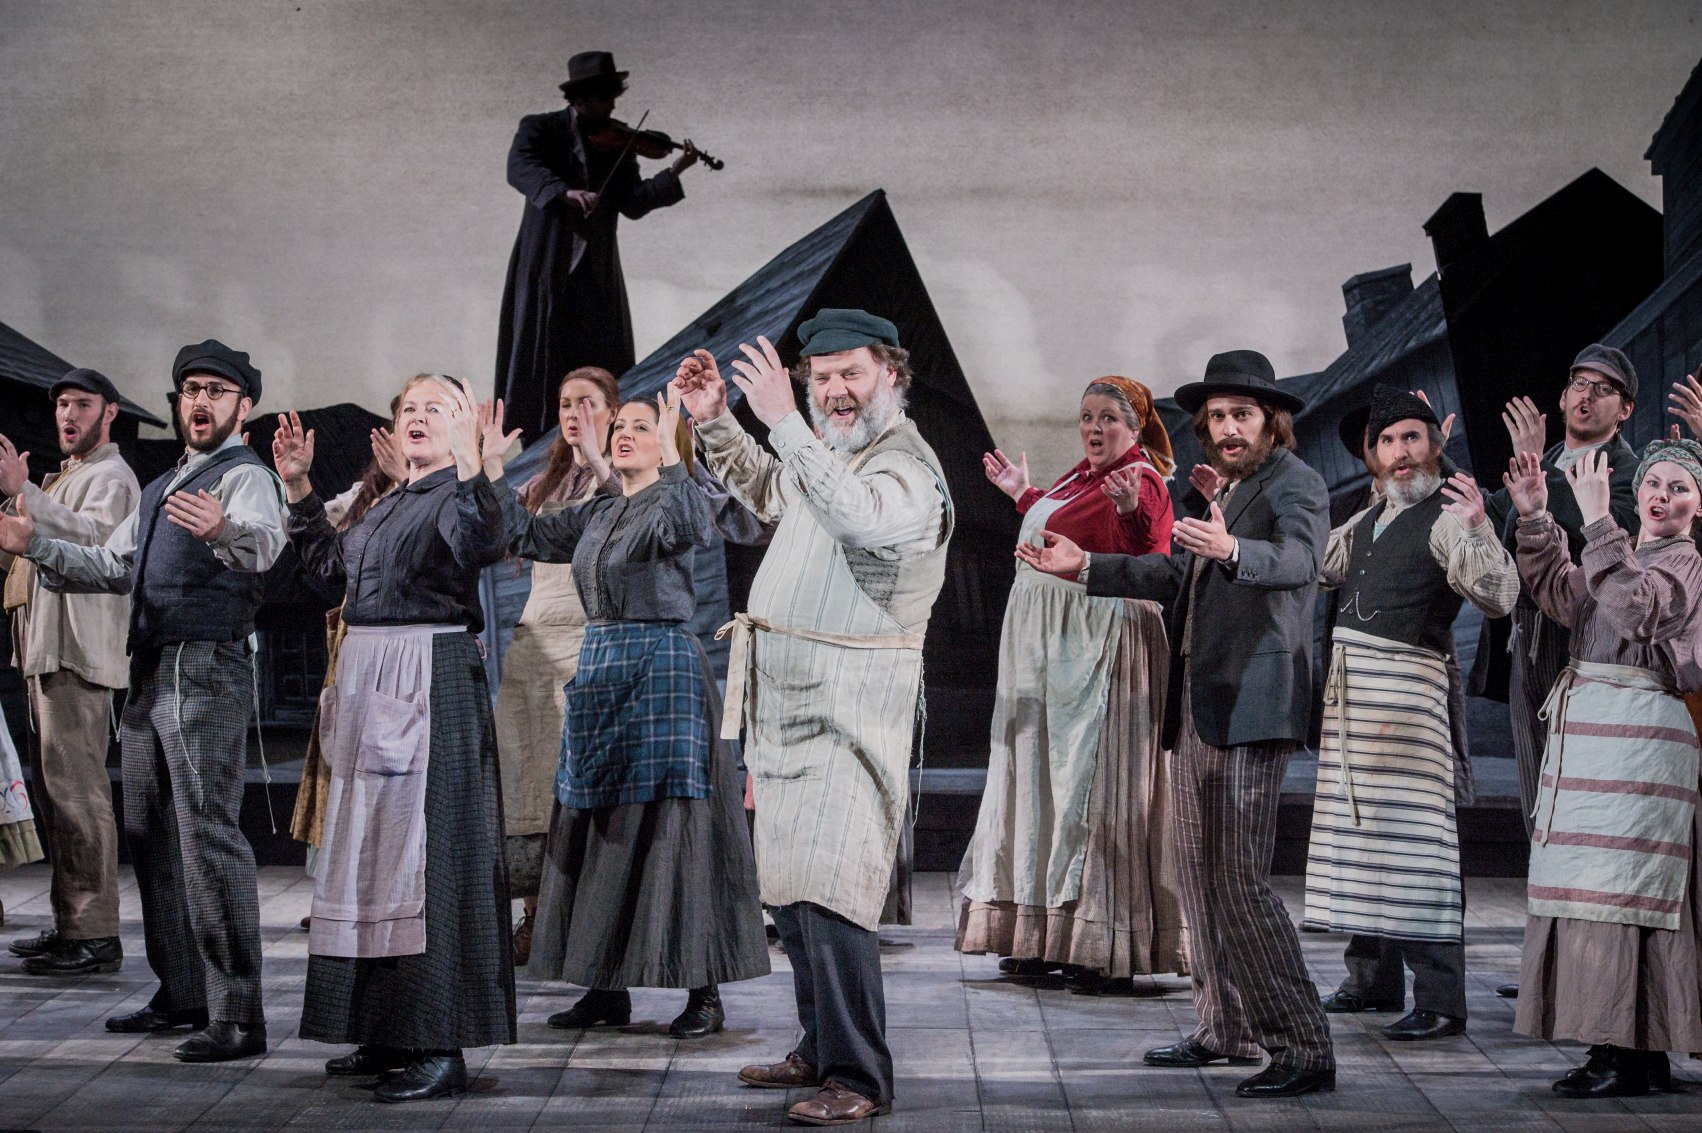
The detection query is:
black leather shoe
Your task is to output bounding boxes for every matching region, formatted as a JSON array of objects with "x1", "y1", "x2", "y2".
[
  {"x1": 106, "y1": 1004, "x2": 208, "y2": 1033},
  {"x1": 1144, "y1": 1038, "x2": 1261, "y2": 1068},
  {"x1": 9, "y1": 927, "x2": 59, "y2": 958},
  {"x1": 22, "y1": 936, "x2": 122, "y2": 975},
  {"x1": 1382, "y1": 1010, "x2": 1466, "y2": 1041},
  {"x1": 1553, "y1": 1045, "x2": 1649, "y2": 1098},
  {"x1": 1495, "y1": 983, "x2": 1519, "y2": 999},
  {"x1": 1320, "y1": 989, "x2": 1403, "y2": 1013},
  {"x1": 173, "y1": 1021, "x2": 268, "y2": 1062},
  {"x1": 1645, "y1": 1050, "x2": 1674, "y2": 1092},
  {"x1": 326, "y1": 1044, "x2": 414, "y2": 1076},
  {"x1": 1235, "y1": 1064, "x2": 1336, "y2": 1098},
  {"x1": 547, "y1": 988, "x2": 631, "y2": 1029},
  {"x1": 998, "y1": 957, "x2": 1061, "y2": 977},
  {"x1": 669, "y1": 985, "x2": 724, "y2": 1039},
  {"x1": 375, "y1": 1051, "x2": 467, "y2": 1103}
]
